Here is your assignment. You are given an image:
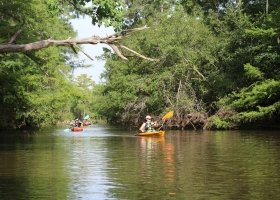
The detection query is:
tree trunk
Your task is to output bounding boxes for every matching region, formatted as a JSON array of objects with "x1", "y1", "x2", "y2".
[{"x1": 266, "y1": 0, "x2": 269, "y2": 14}]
